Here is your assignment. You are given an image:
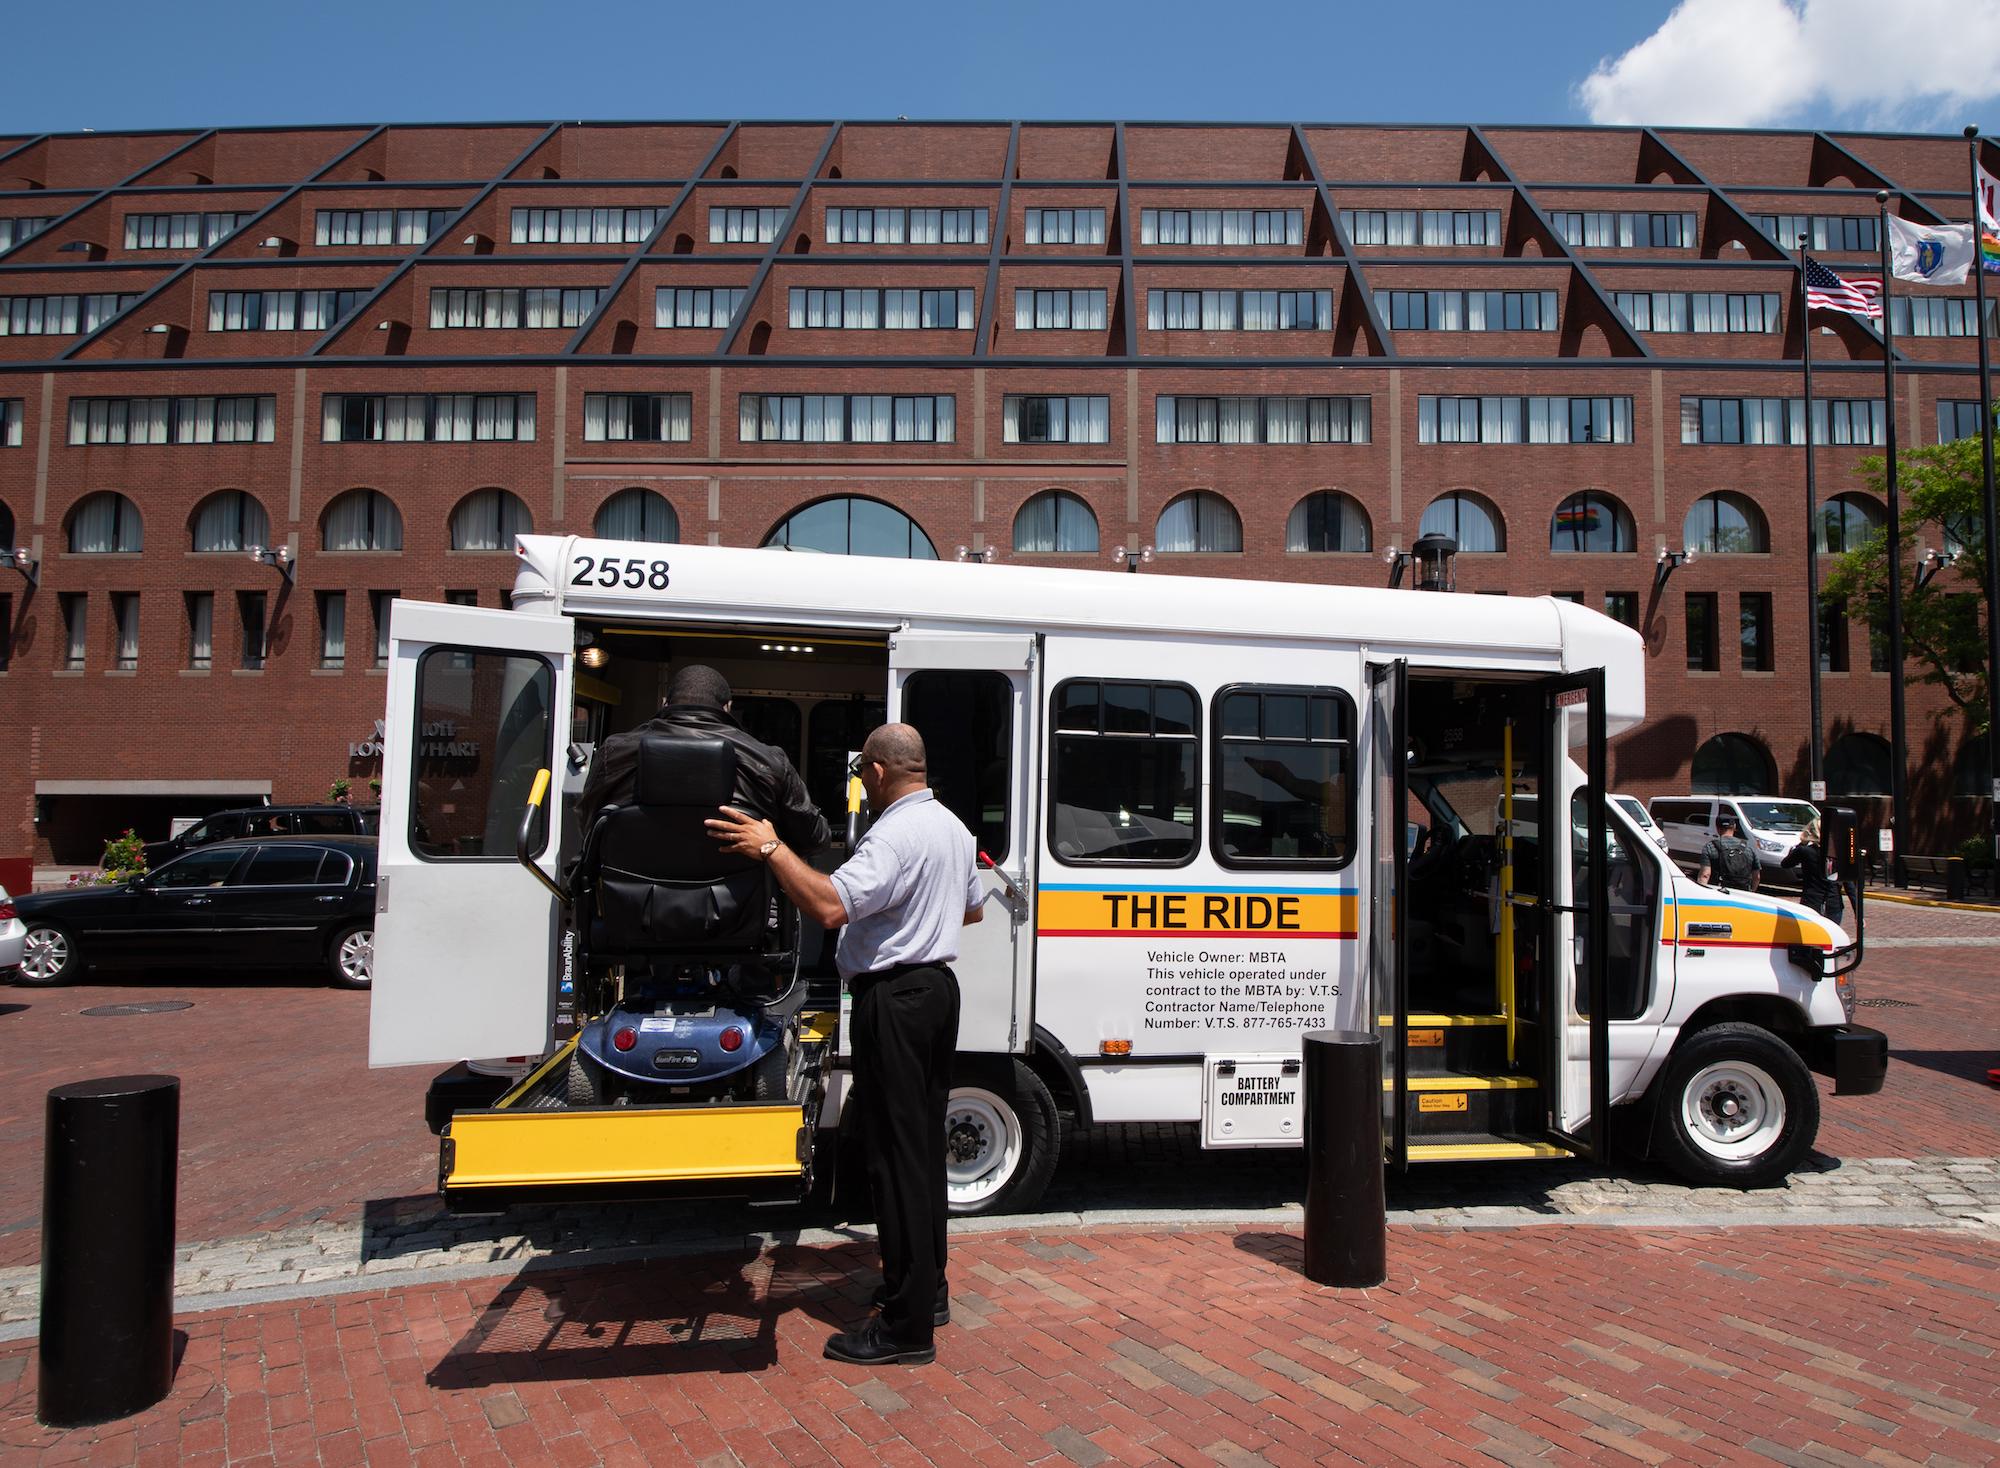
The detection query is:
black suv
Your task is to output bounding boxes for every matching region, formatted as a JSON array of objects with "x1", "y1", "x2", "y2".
[{"x1": 141, "y1": 805, "x2": 378, "y2": 868}]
